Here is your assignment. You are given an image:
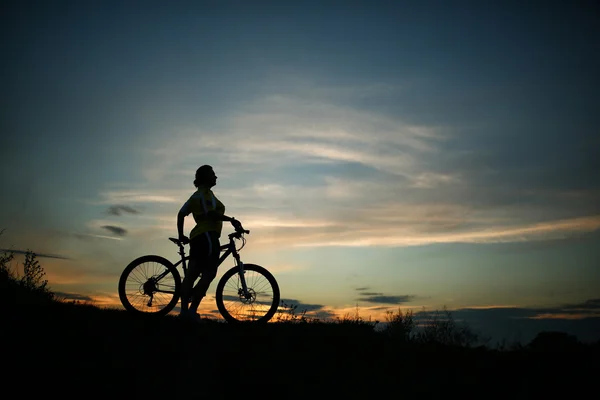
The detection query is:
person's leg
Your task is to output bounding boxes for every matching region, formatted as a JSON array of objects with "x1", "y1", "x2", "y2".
[
  {"x1": 180, "y1": 237, "x2": 203, "y2": 316},
  {"x1": 180, "y1": 259, "x2": 201, "y2": 315},
  {"x1": 189, "y1": 232, "x2": 220, "y2": 314},
  {"x1": 188, "y1": 267, "x2": 217, "y2": 313}
]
